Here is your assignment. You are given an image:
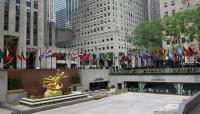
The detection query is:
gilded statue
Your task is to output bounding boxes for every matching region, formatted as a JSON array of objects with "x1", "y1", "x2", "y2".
[{"x1": 43, "y1": 69, "x2": 67, "y2": 97}]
